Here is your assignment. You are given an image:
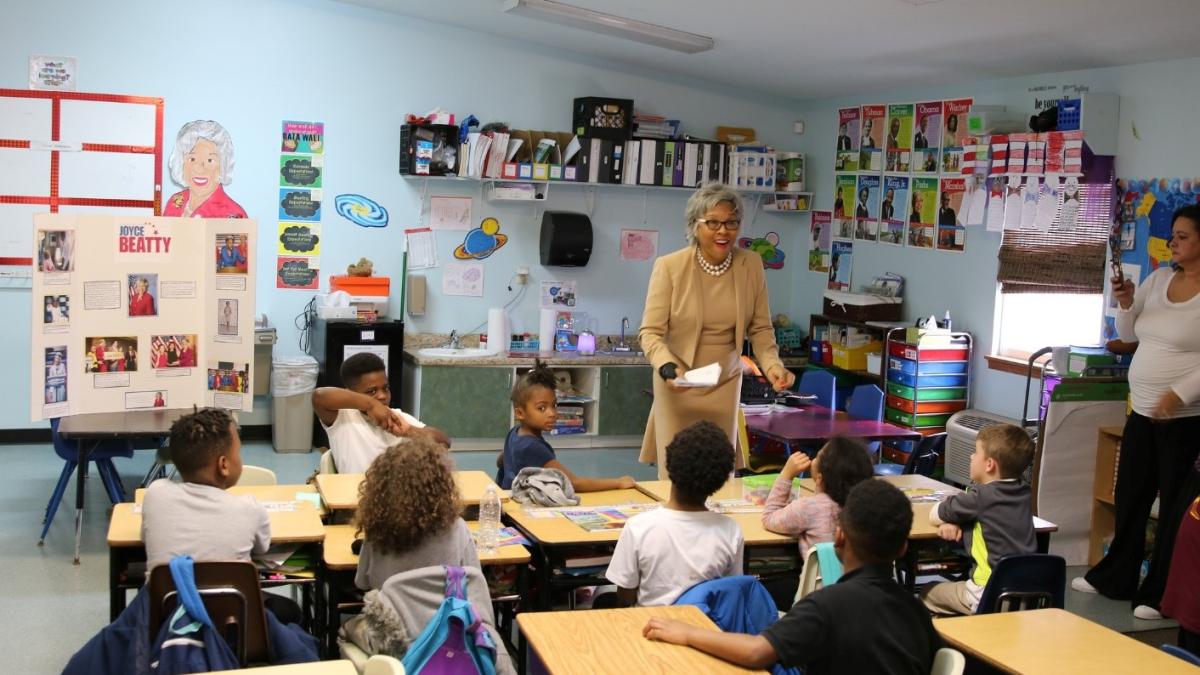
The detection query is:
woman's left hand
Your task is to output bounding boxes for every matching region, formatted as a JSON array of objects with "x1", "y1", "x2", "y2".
[
  {"x1": 767, "y1": 366, "x2": 795, "y2": 392},
  {"x1": 1153, "y1": 390, "x2": 1183, "y2": 419}
]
